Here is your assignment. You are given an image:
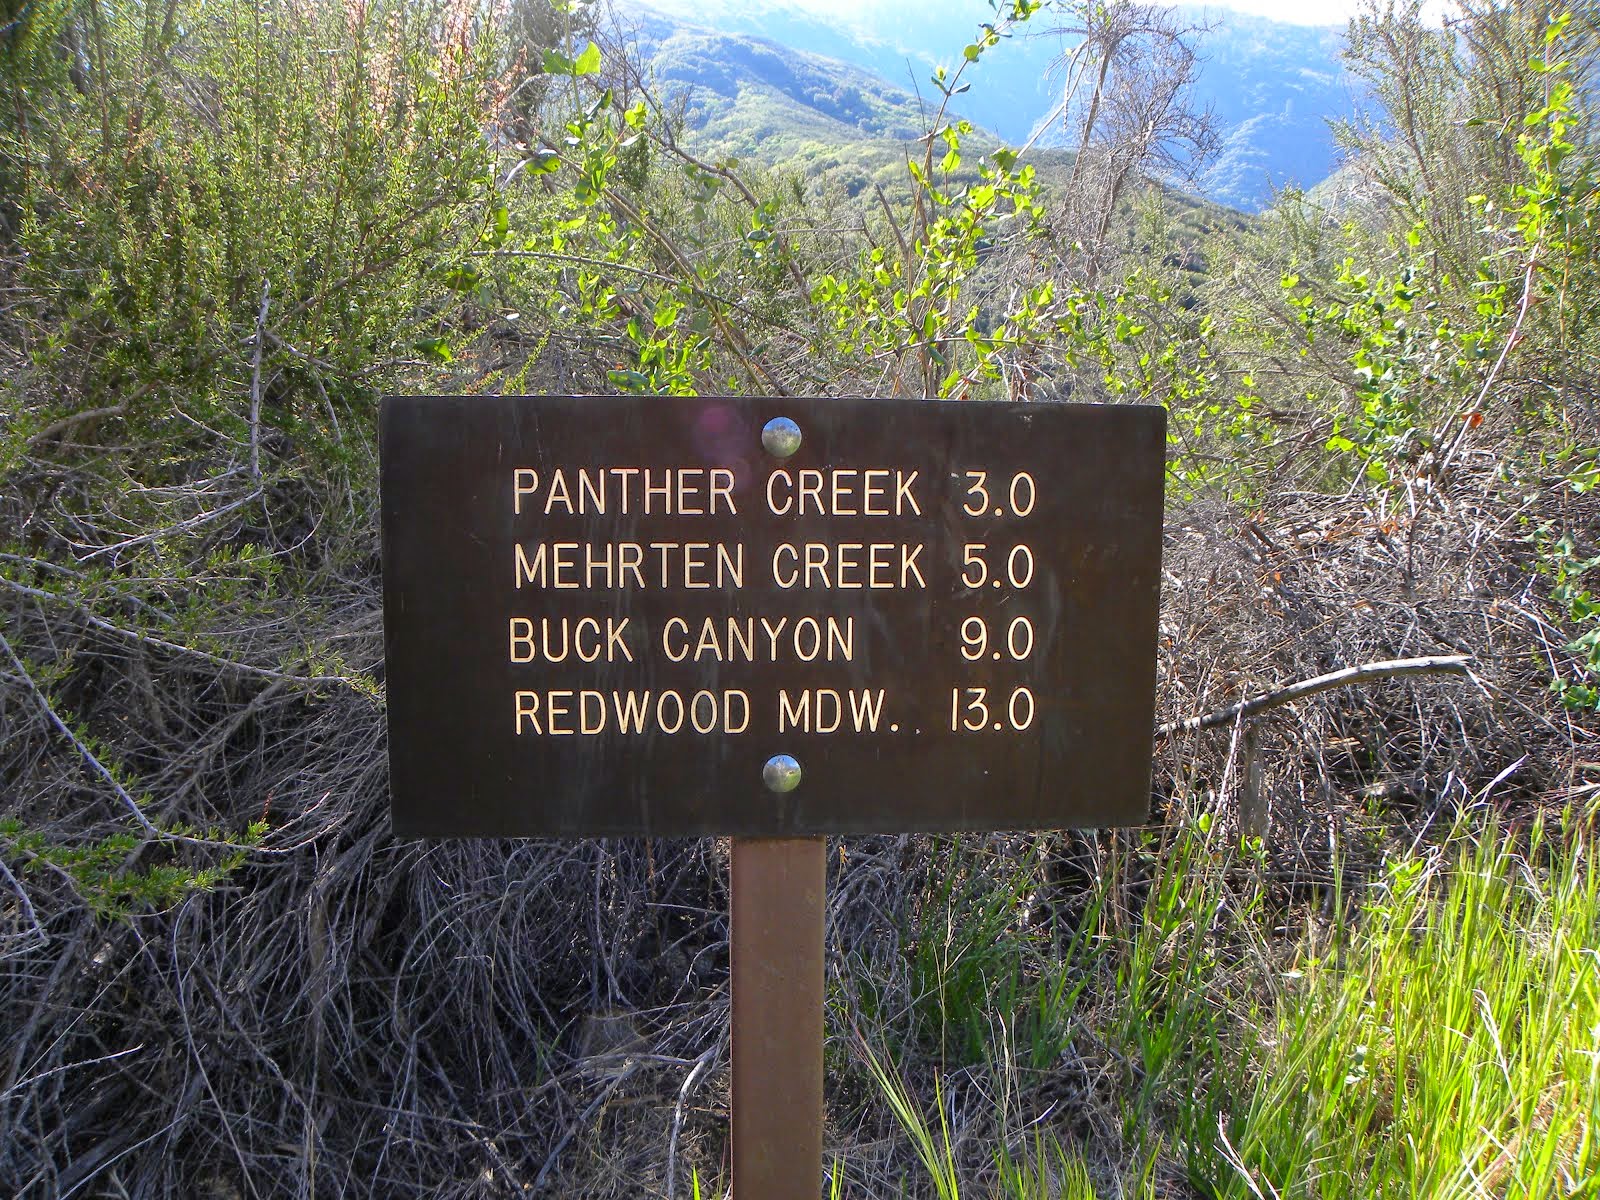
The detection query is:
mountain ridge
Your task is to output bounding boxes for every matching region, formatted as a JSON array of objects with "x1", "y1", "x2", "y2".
[{"x1": 614, "y1": 0, "x2": 1362, "y2": 210}]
